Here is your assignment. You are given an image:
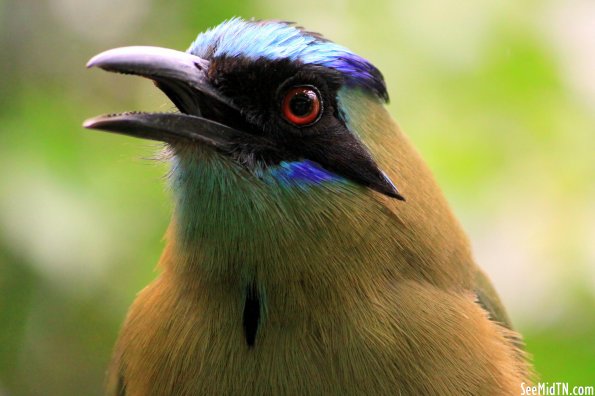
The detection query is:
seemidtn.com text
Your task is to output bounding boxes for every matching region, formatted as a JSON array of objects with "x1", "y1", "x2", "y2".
[{"x1": 521, "y1": 382, "x2": 594, "y2": 396}]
